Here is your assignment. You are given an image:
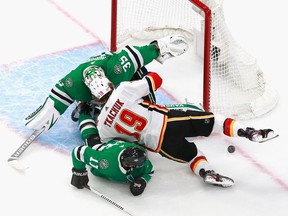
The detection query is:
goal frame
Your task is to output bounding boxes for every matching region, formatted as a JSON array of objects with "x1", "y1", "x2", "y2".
[
  {"x1": 110, "y1": 0, "x2": 212, "y2": 112},
  {"x1": 109, "y1": 0, "x2": 278, "y2": 119}
]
